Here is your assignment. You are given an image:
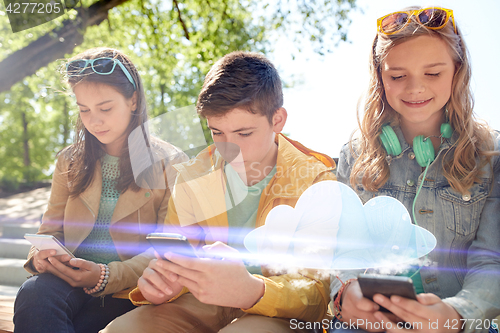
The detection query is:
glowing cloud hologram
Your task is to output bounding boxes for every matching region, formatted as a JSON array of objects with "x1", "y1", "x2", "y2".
[{"x1": 244, "y1": 181, "x2": 436, "y2": 270}]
